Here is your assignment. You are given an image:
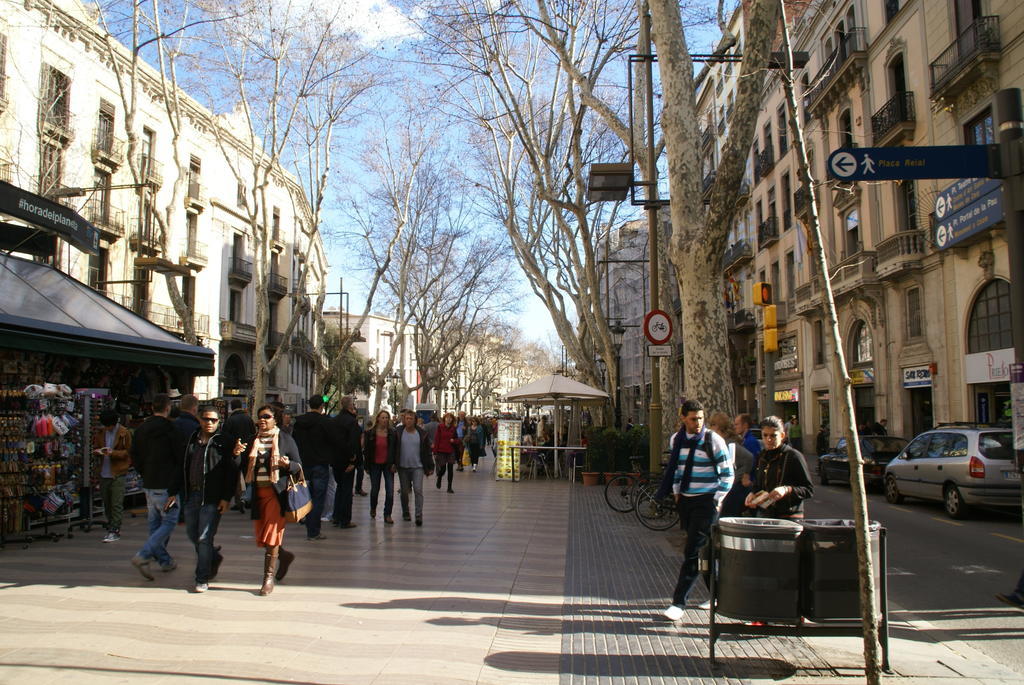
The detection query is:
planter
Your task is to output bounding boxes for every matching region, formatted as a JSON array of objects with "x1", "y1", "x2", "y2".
[
  {"x1": 602, "y1": 472, "x2": 618, "y2": 482},
  {"x1": 581, "y1": 472, "x2": 601, "y2": 486}
]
